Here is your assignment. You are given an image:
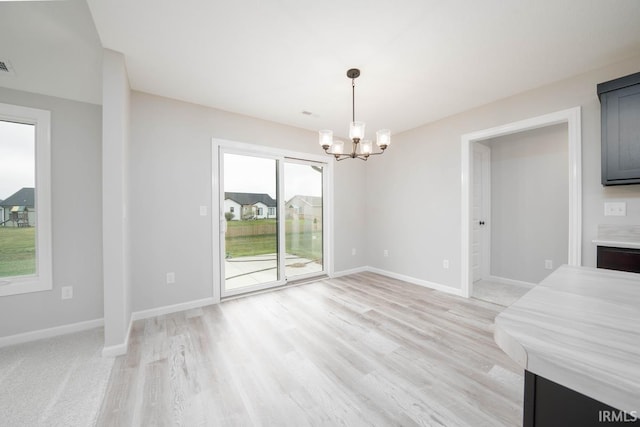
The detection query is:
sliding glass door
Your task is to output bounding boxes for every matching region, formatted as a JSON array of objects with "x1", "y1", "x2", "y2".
[
  {"x1": 221, "y1": 152, "x2": 281, "y2": 295},
  {"x1": 219, "y1": 147, "x2": 327, "y2": 297},
  {"x1": 284, "y1": 160, "x2": 323, "y2": 279}
]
